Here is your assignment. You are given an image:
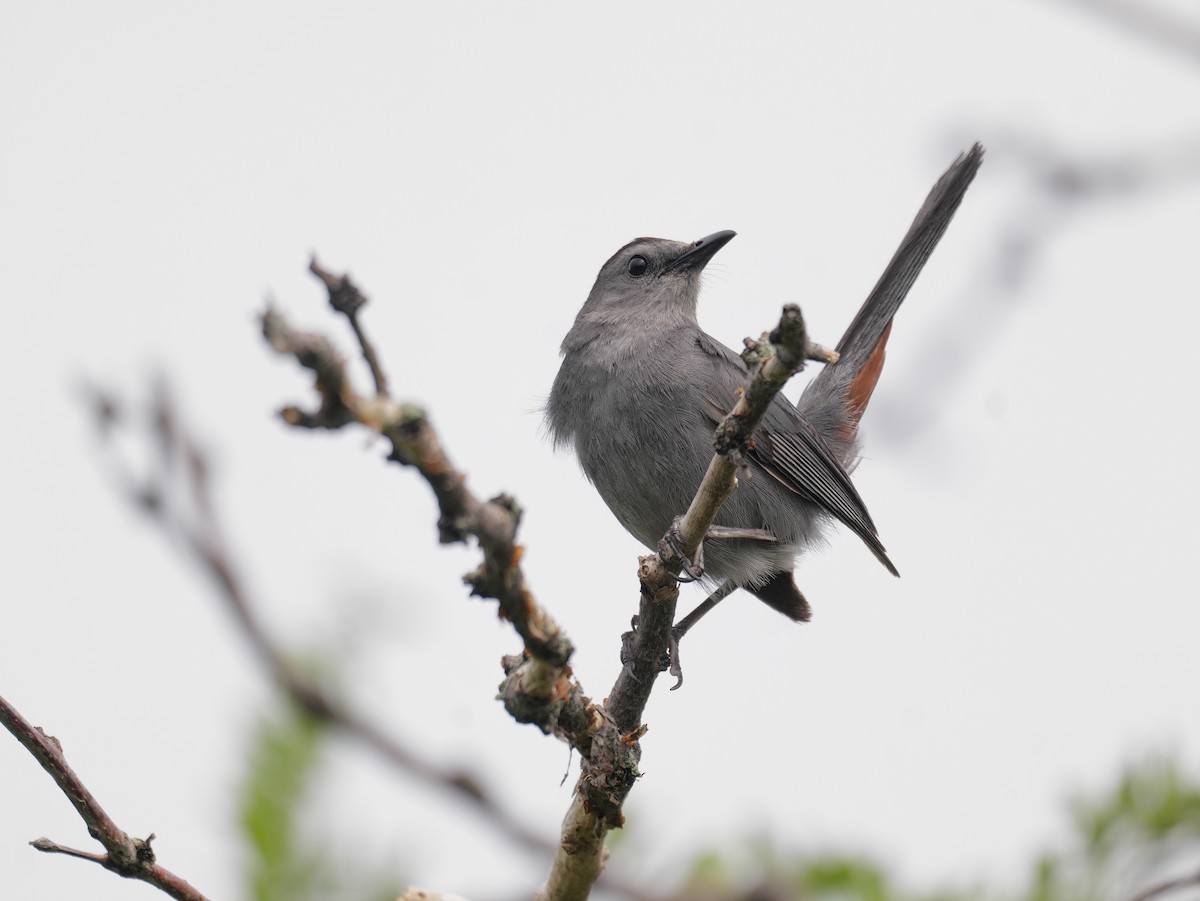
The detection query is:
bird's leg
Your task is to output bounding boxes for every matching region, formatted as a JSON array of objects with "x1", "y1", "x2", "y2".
[
  {"x1": 668, "y1": 579, "x2": 739, "y2": 690},
  {"x1": 704, "y1": 525, "x2": 776, "y2": 542}
]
